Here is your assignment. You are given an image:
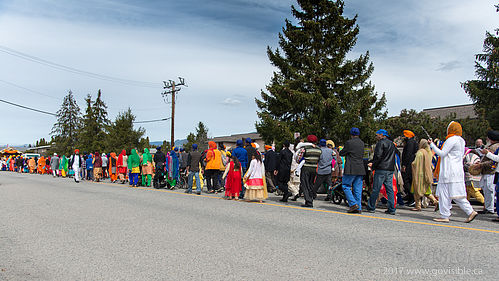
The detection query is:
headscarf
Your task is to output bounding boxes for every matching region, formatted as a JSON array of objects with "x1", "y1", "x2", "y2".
[
  {"x1": 326, "y1": 140, "x2": 335, "y2": 148},
  {"x1": 403, "y1": 130, "x2": 415, "y2": 138},
  {"x1": 142, "y1": 148, "x2": 152, "y2": 165},
  {"x1": 307, "y1": 135, "x2": 318, "y2": 143},
  {"x1": 446, "y1": 121, "x2": 462, "y2": 139},
  {"x1": 118, "y1": 149, "x2": 126, "y2": 166},
  {"x1": 128, "y1": 149, "x2": 140, "y2": 168},
  {"x1": 412, "y1": 139, "x2": 433, "y2": 196},
  {"x1": 376, "y1": 129, "x2": 389, "y2": 137},
  {"x1": 350, "y1": 127, "x2": 360, "y2": 136}
]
